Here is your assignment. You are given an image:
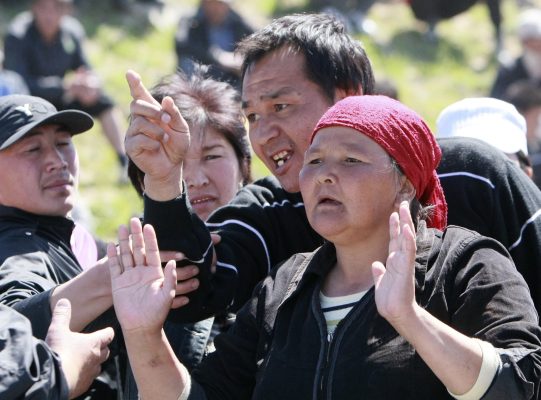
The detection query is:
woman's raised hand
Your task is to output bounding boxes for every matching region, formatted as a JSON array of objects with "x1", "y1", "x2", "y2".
[
  {"x1": 371, "y1": 201, "x2": 418, "y2": 327},
  {"x1": 107, "y1": 218, "x2": 178, "y2": 334}
]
